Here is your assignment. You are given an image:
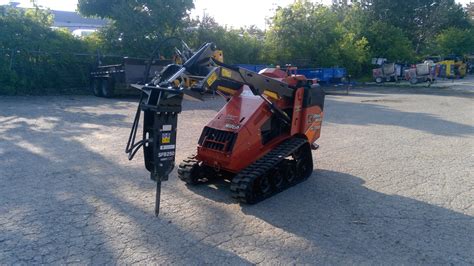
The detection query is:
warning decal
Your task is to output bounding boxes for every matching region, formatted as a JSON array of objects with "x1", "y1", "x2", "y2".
[{"x1": 161, "y1": 133, "x2": 171, "y2": 144}]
